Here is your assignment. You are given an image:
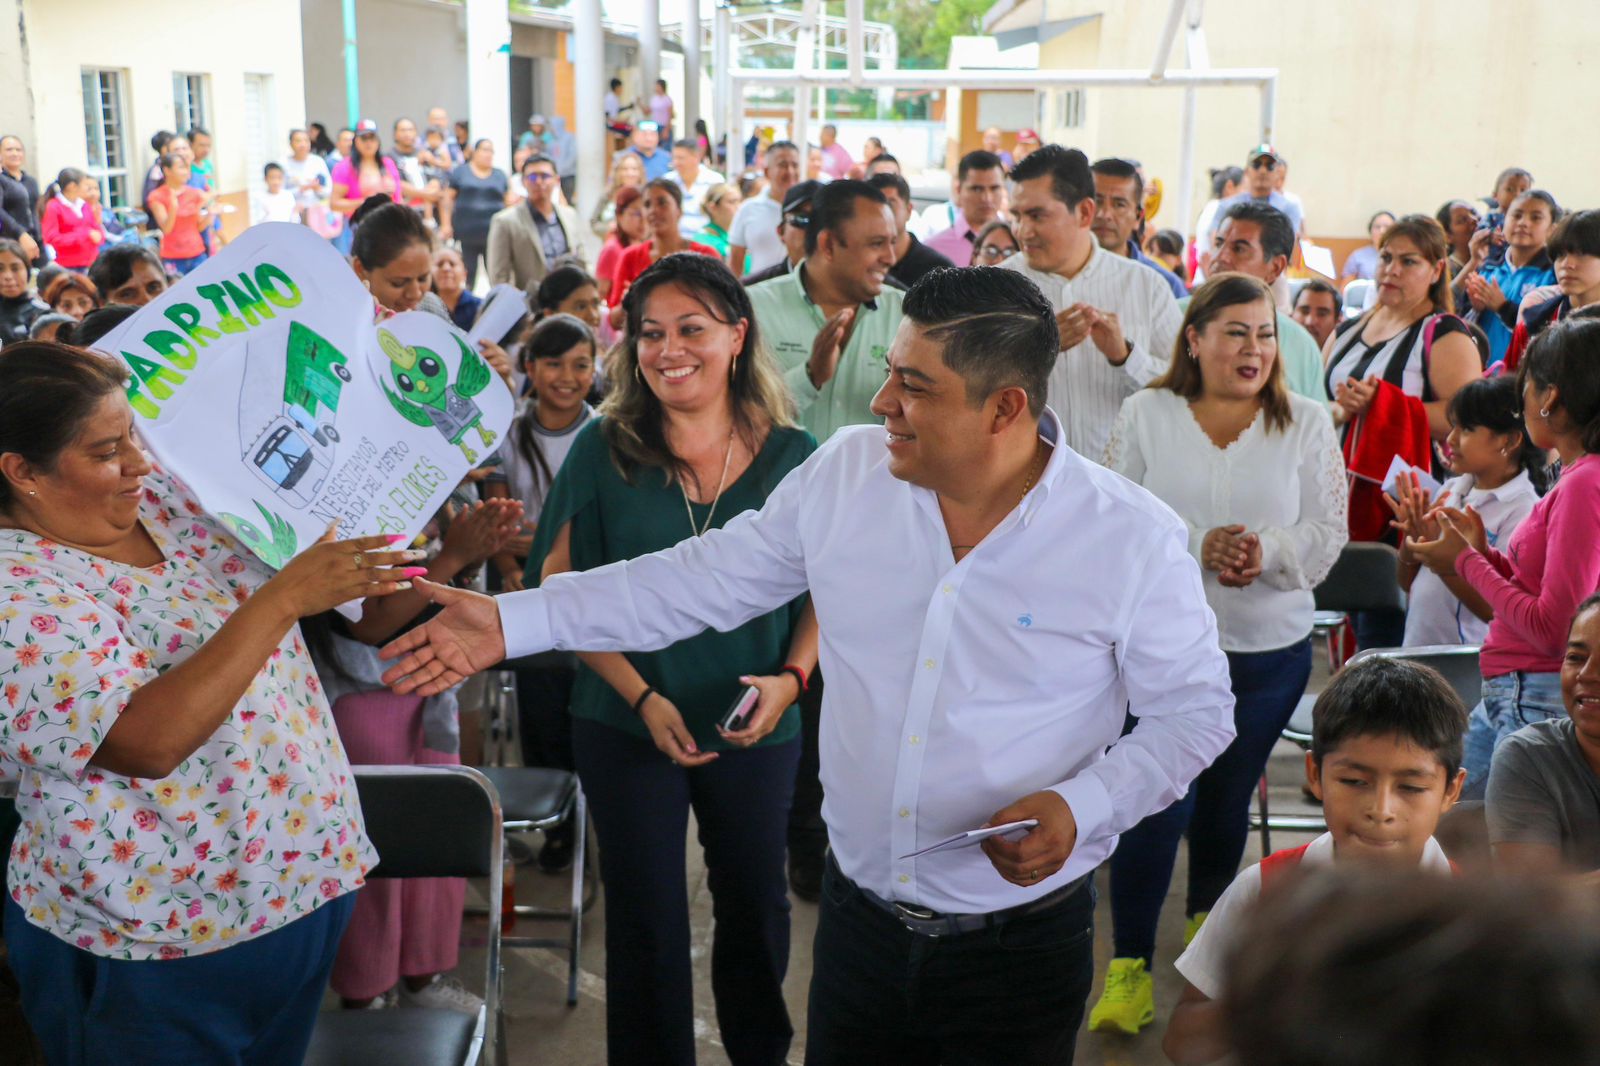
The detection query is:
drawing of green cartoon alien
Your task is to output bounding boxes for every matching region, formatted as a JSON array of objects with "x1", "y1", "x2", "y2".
[
  {"x1": 218, "y1": 501, "x2": 299, "y2": 569},
  {"x1": 377, "y1": 329, "x2": 498, "y2": 463}
]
